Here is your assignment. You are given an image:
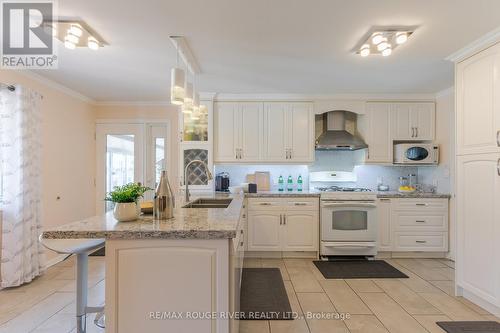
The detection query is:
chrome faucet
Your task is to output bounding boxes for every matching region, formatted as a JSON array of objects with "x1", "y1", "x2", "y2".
[{"x1": 184, "y1": 159, "x2": 213, "y2": 202}]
